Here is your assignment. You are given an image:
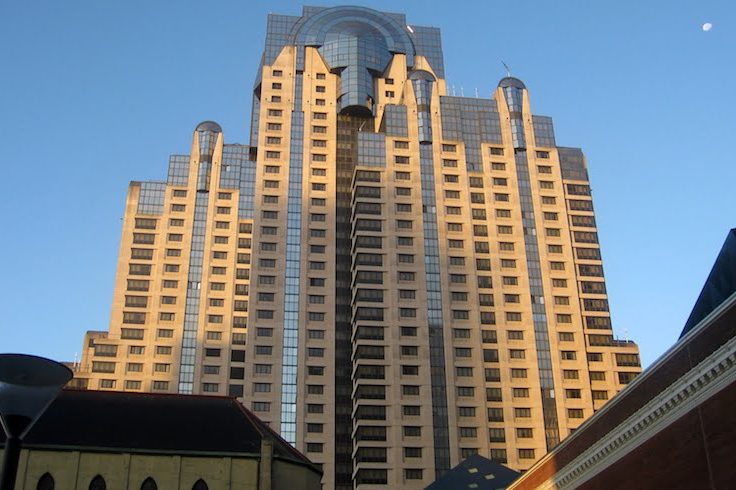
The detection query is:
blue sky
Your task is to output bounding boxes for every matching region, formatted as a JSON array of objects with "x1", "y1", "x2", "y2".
[{"x1": 1, "y1": 0, "x2": 734, "y2": 367}]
